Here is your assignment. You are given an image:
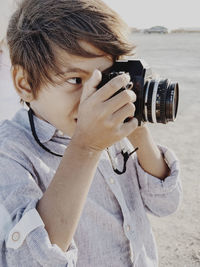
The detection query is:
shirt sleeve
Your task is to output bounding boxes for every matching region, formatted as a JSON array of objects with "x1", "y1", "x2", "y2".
[
  {"x1": 0, "y1": 155, "x2": 78, "y2": 267},
  {"x1": 134, "y1": 144, "x2": 182, "y2": 217}
]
